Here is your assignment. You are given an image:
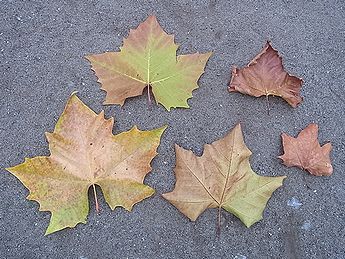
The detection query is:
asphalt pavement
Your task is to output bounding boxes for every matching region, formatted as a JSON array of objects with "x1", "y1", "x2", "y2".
[{"x1": 0, "y1": 0, "x2": 344, "y2": 258}]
